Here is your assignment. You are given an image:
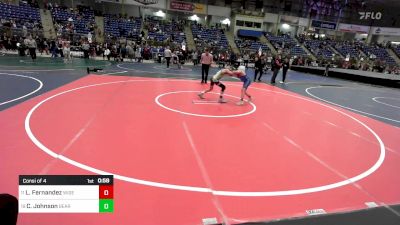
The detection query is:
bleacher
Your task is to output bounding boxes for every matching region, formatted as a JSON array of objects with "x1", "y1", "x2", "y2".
[
  {"x1": 147, "y1": 18, "x2": 186, "y2": 43},
  {"x1": 265, "y1": 33, "x2": 296, "y2": 47},
  {"x1": 104, "y1": 15, "x2": 141, "y2": 38},
  {"x1": 333, "y1": 41, "x2": 361, "y2": 58},
  {"x1": 51, "y1": 6, "x2": 94, "y2": 34},
  {"x1": 362, "y1": 45, "x2": 397, "y2": 65},
  {"x1": 304, "y1": 39, "x2": 334, "y2": 59},
  {"x1": 234, "y1": 37, "x2": 270, "y2": 53},
  {"x1": 192, "y1": 24, "x2": 228, "y2": 50},
  {"x1": 290, "y1": 45, "x2": 307, "y2": 56},
  {"x1": 0, "y1": 2, "x2": 41, "y2": 29},
  {"x1": 265, "y1": 32, "x2": 307, "y2": 56},
  {"x1": 393, "y1": 45, "x2": 400, "y2": 58}
]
